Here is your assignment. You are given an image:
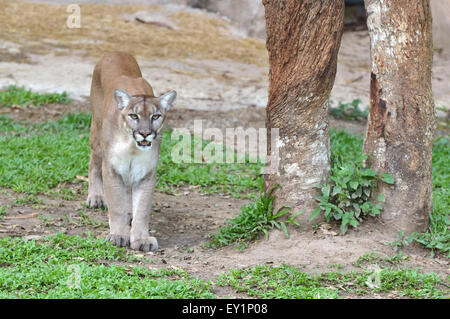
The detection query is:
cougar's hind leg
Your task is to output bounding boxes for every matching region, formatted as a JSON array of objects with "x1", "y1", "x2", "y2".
[{"x1": 86, "y1": 149, "x2": 105, "y2": 208}]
